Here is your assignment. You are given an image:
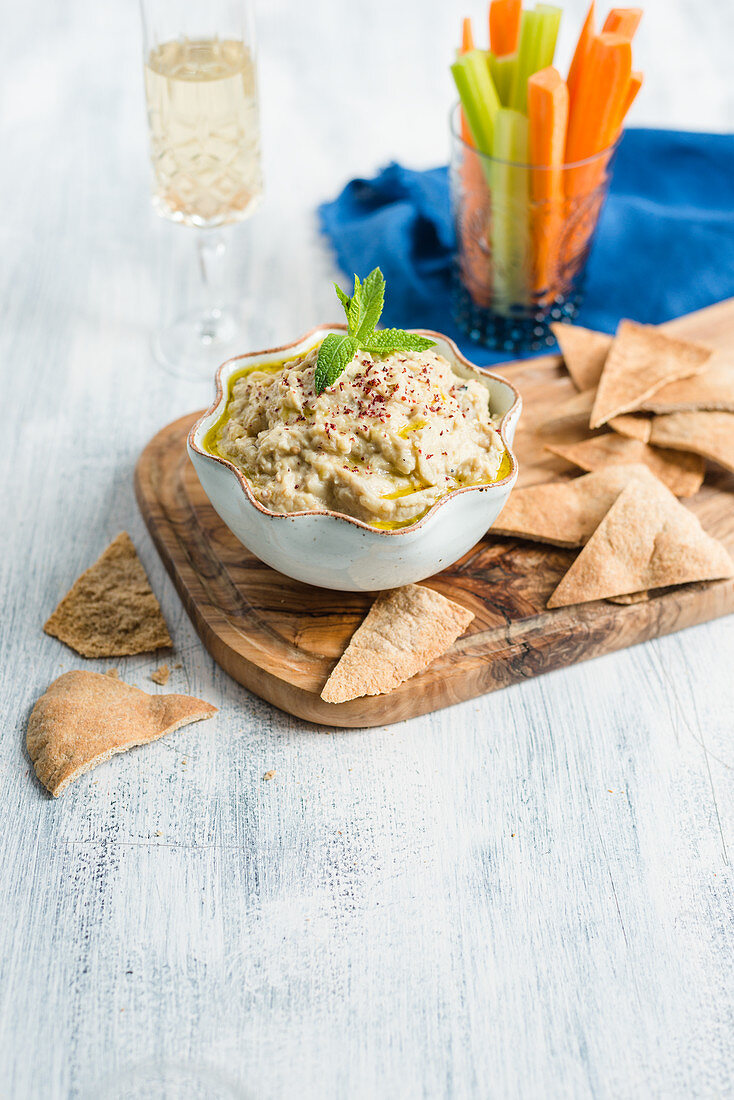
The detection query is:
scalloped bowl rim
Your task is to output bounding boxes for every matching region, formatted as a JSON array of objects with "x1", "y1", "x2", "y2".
[{"x1": 188, "y1": 324, "x2": 521, "y2": 537}]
